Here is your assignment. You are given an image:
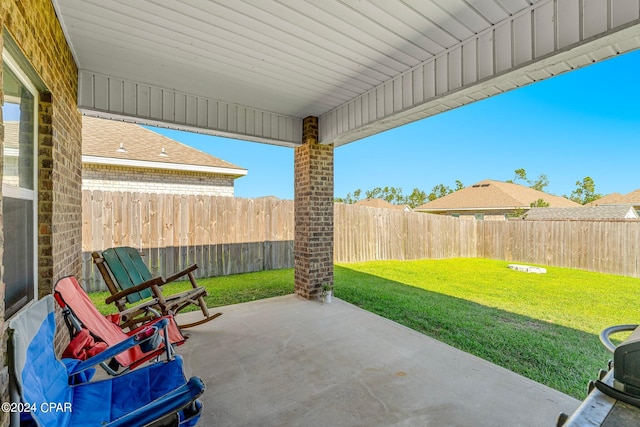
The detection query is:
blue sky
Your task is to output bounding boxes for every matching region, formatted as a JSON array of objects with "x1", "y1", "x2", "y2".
[{"x1": 151, "y1": 49, "x2": 640, "y2": 201}]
